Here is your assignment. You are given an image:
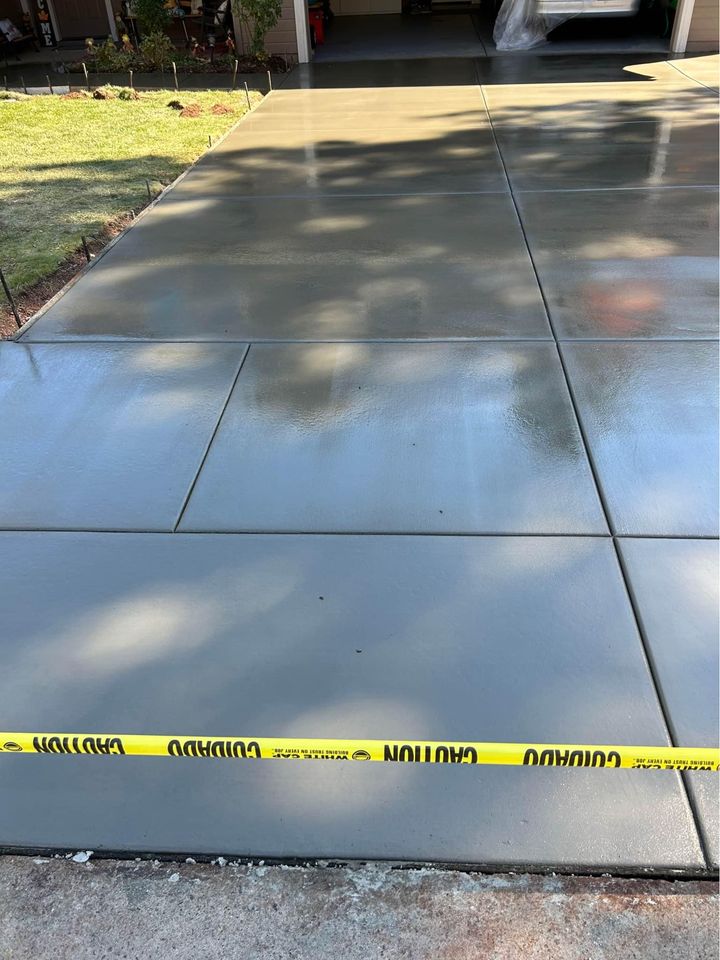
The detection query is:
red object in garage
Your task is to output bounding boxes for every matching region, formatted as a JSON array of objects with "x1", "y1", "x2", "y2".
[{"x1": 308, "y1": 5, "x2": 325, "y2": 44}]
